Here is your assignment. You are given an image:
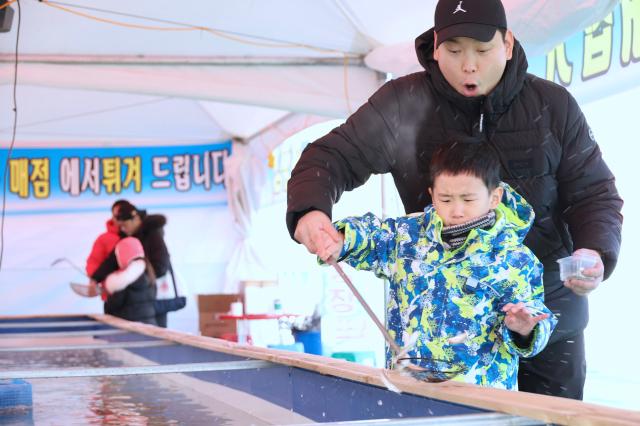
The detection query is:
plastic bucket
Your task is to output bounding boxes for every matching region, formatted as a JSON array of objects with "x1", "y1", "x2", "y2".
[{"x1": 293, "y1": 330, "x2": 322, "y2": 355}]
